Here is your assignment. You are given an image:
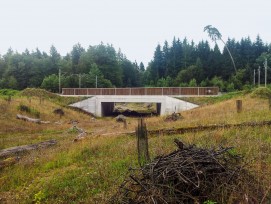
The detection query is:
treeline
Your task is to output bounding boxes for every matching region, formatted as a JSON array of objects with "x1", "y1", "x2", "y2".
[
  {"x1": 0, "y1": 36, "x2": 270, "y2": 92},
  {"x1": 0, "y1": 43, "x2": 145, "y2": 92},
  {"x1": 146, "y1": 35, "x2": 271, "y2": 91}
]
